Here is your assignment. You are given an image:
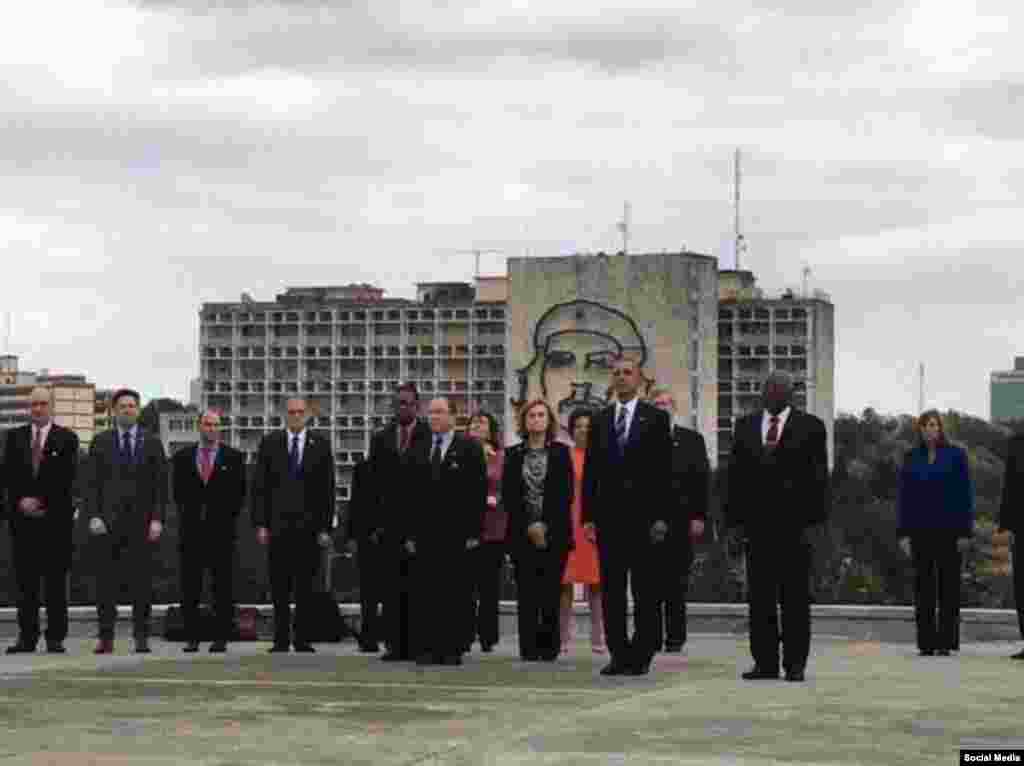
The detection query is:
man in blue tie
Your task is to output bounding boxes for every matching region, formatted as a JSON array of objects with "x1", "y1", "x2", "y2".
[
  {"x1": 581, "y1": 356, "x2": 673, "y2": 676},
  {"x1": 85, "y1": 388, "x2": 167, "y2": 654},
  {"x1": 253, "y1": 398, "x2": 335, "y2": 653}
]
